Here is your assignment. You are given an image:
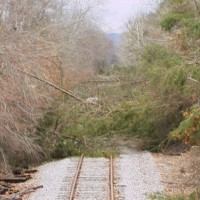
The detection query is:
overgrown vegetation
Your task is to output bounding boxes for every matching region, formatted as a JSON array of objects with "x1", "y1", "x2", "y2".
[
  {"x1": 150, "y1": 188, "x2": 200, "y2": 200},
  {"x1": 120, "y1": 0, "x2": 200, "y2": 150},
  {"x1": 1, "y1": 2, "x2": 200, "y2": 190},
  {"x1": 29, "y1": 0, "x2": 200, "y2": 161},
  {"x1": 119, "y1": 0, "x2": 200, "y2": 198},
  {"x1": 0, "y1": 0, "x2": 114, "y2": 170},
  {"x1": 35, "y1": 102, "x2": 118, "y2": 158},
  {"x1": 170, "y1": 104, "x2": 200, "y2": 146}
]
